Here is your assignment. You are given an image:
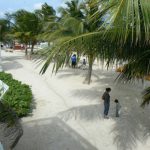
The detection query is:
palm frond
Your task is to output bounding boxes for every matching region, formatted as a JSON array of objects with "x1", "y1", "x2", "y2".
[
  {"x1": 103, "y1": 0, "x2": 150, "y2": 45},
  {"x1": 117, "y1": 50, "x2": 150, "y2": 81},
  {"x1": 142, "y1": 87, "x2": 150, "y2": 107}
]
